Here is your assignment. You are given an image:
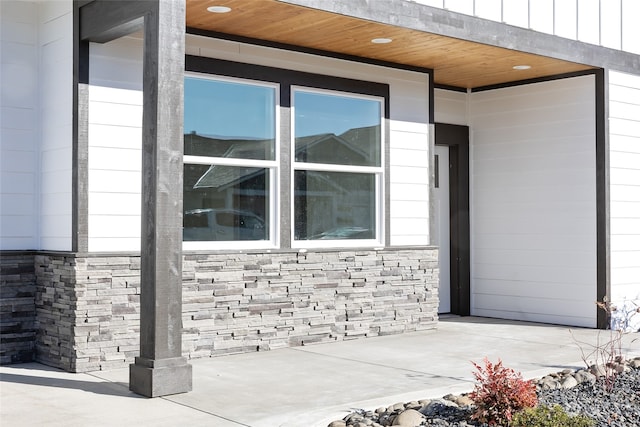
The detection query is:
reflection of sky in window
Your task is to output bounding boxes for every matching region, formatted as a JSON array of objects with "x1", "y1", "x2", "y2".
[
  {"x1": 184, "y1": 77, "x2": 275, "y2": 140},
  {"x1": 295, "y1": 91, "x2": 381, "y2": 137},
  {"x1": 184, "y1": 77, "x2": 381, "y2": 139}
]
